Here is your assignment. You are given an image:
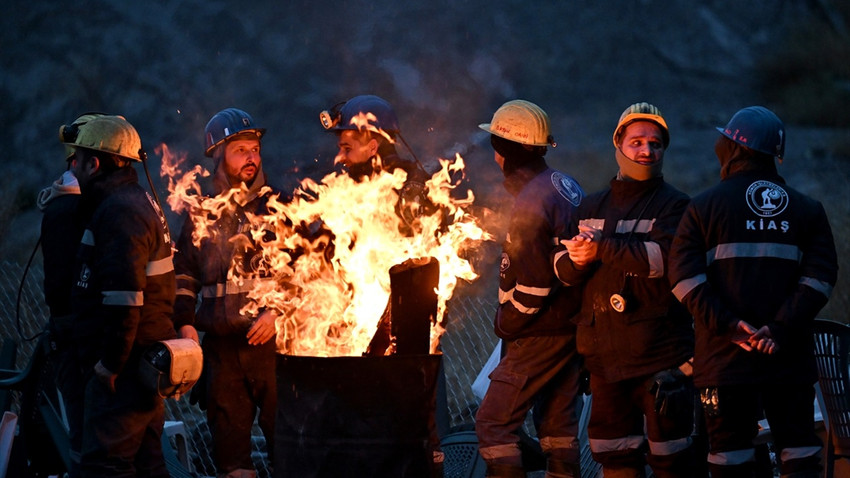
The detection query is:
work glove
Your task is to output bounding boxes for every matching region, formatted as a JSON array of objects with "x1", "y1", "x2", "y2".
[{"x1": 647, "y1": 368, "x2": 690, "y2": 418}]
